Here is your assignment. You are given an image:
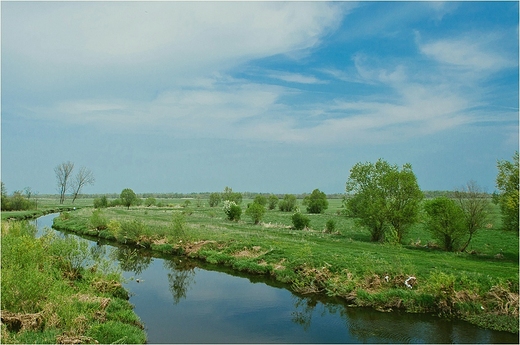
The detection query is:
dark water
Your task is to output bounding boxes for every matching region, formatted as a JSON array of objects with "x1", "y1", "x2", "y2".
[{"x1": 32, "y1": 213, "x2": 519, "y2": 343}]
